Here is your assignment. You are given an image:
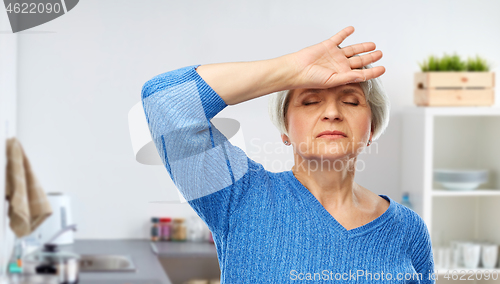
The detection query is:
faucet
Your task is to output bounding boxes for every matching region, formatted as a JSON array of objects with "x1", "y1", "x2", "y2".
[{"x1": 43, "y1": 224, "x2": 77, "y2": 251}]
